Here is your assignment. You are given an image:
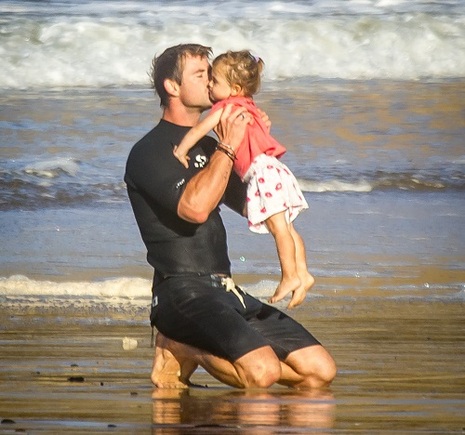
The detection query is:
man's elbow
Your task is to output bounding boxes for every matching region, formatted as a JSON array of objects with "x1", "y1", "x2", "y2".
[
  {"x1": 178, "y1": 205, "x2": 209, "y2": 224},
  {"x1": 185, "y1": 212, "x2": 209, "y2": 224}
]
